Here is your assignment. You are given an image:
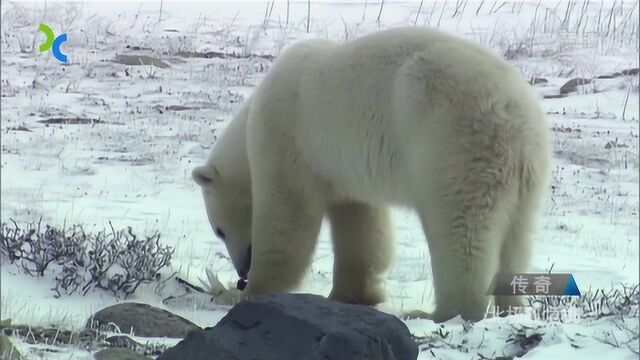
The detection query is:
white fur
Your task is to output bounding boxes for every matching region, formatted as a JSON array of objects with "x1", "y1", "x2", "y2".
[{"x1": 193, "y1": 27, "x2": 551, "y2": 322}]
